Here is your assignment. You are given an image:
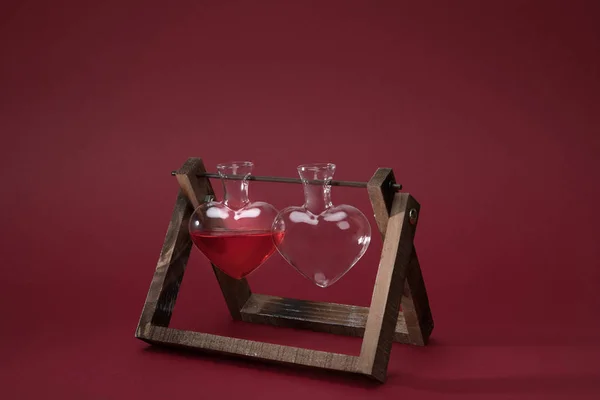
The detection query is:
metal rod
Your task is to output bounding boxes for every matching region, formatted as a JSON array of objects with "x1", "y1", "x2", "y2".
[{"x1": 171, "y1": 171, "x2": 403, "y2": 191}]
